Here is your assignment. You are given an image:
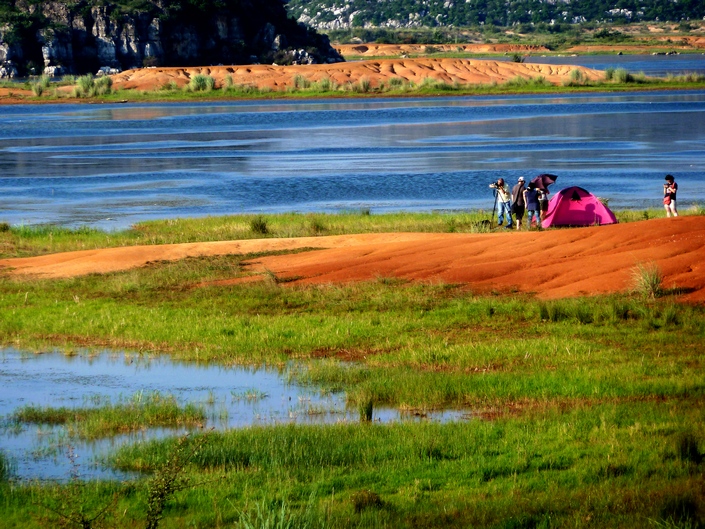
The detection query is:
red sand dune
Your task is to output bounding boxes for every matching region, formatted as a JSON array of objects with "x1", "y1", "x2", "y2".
[
  {"x1": 1, "y1": 217, "x2": 704, "y2": 302},
  {"x1": 110, "y1": 58, "x2": 604, "y2": 92}
]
